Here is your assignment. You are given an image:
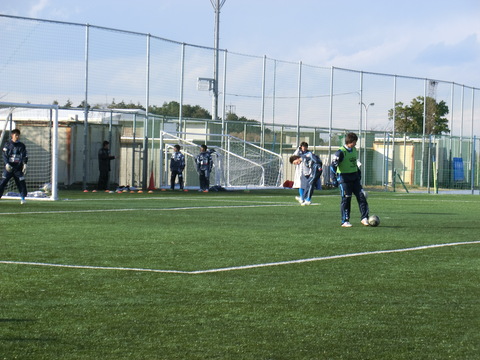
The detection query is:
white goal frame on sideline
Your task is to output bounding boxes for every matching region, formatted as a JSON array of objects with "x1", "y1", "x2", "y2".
[{"x1": 0, "y1": 102, "x2": 59, "y2": 201}]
